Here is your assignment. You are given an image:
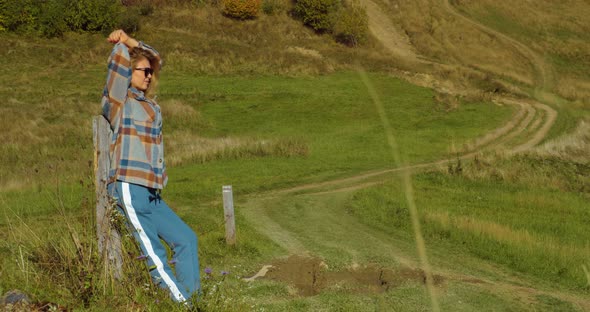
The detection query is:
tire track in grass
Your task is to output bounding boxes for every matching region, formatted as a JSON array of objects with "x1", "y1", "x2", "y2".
[
  {"x1": 241, "y1": 0, "x2": 567, "y2": 307},
  {"x1": 442, "y1": 0, "x2": 559, "y2": 149},
  {"x1": 510, "y1": 102, "x2": 558, "y2": 153},
  {"x1": 268, "y1": 97, "x2": 535, "y2": 197},
  {"x1": 243, "y1": 197, "x2": 308, "y2": 254},
  {"x1": 362, "y1": 0, "x2": 558, "y2": 151},
  {"x1": 443, "y1": 0, "x2": 553, "y2": 93},
  {"x1": 279, "y1": 0, "x2": 559, "y2": 210},
  {"x1": 244, "y1": 177, "x2": 590, "y2": 309},
  {"x1": 492, "y1": 100, "x2": 536, "y2": 149},
  {"x1": 460, "y1": 100, "x2": 528, "y2": 151},
  {"x1": 246, "y1": 0, "x2": 559, "y2": 250}
]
